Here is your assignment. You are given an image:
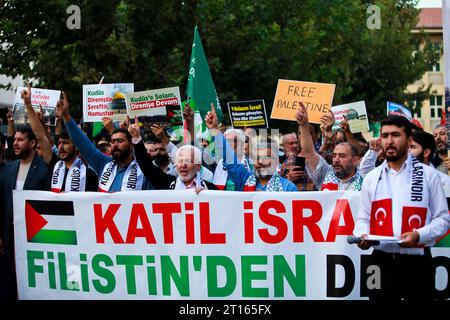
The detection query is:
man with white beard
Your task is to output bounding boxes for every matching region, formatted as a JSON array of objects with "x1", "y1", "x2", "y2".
[{"x1": 128, "y1": 122, "x2": 217, "y2": 192}]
